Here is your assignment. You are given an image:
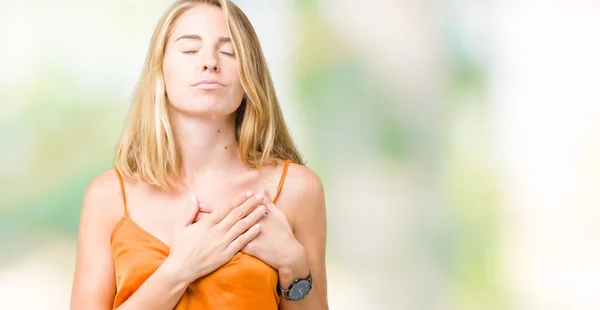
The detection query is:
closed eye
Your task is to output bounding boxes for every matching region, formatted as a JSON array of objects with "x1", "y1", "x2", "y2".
[
  {"x1": 220, "y1": 51, "x2": 235, "y2": 57},
  {"x1": 183, "y1": 50, "x2": 198, "y2": 54}
]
